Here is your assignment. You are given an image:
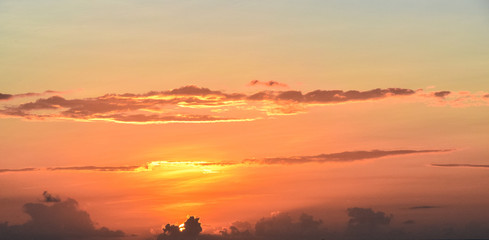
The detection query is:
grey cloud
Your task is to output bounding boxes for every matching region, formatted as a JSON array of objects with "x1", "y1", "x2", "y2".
[
  {"x1": 244, "y1": 149, "x2": 451, "y2": 165},
  {"x1": 0, "y1": 149, "x2": 452, "y2": 174},
  {"x1": 0, "y1": 90, "x2": 63, "y2": 101},
  {"x1": 433, "y1": 91, "x2": 451, "y2": 98},
  {"x1": 431, "y1": 163, "x2": 489, "y2": 169},
  {"x1": 48, "y1": 166, "x2": 141, "y2": 172},
  {"x1": 0, "y1": 93, "x2": 13, "y2": 100},
  {"x1": 0, "y1": 168, "x2": 38, "y2": 173},
  {"x1": 0, "y1": 194, "x2": 124, "y2": 240},
  {"x1": 41, "y1": 191, "x2": 60, "y2": 203},
  {"x1": 157, "y1": 216, "x2": 202, "y2": 240},
  {"x1": 249, "y1": 80, "x2": 288, "y2": 88}
]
